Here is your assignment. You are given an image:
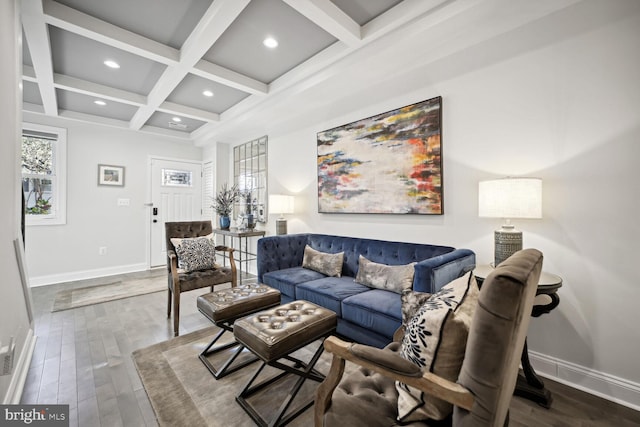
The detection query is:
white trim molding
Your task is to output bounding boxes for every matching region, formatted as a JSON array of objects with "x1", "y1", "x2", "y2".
[
  {"x1": 3, "y1": 329, "x2": 36, "y2": 404},
  {"x1": 28, "y1": 263, "x2": 149, "y2": 287},
  {"x1": 530, "y1": 350, "x2": 640, "y2": 412}
]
